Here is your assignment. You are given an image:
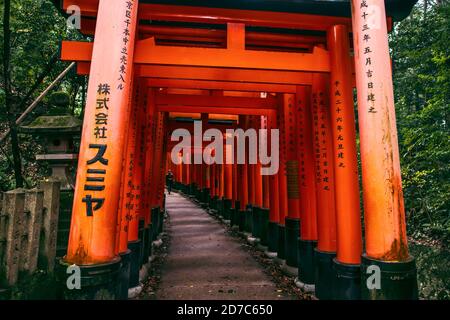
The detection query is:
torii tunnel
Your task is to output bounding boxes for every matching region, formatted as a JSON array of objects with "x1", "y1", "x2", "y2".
[{"x1": 58, "y1": 0, "x2": 418, "y2": 300}]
